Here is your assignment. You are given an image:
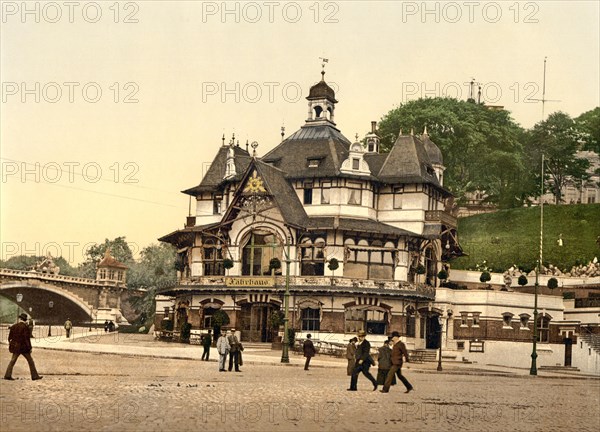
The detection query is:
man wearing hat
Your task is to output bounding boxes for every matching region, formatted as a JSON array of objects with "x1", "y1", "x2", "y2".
[
  {"x1": 4, "y1": 313, "x2": 42, "y2": 381},
  {"x1": 348, "y1": 330, "x2": 378, "y2": 391},
  {"x1": 381, "y1": 331, "x2": 413, "y2": 393}
]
